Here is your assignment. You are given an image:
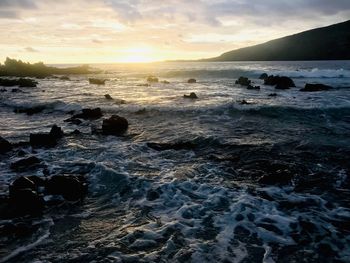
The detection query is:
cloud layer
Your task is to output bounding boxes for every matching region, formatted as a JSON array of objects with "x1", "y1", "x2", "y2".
[{"x1": 0, "y1": 0, "x2": 349, "y2": 62}]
